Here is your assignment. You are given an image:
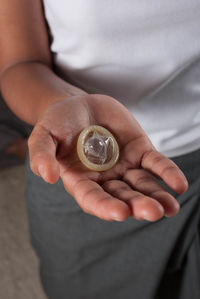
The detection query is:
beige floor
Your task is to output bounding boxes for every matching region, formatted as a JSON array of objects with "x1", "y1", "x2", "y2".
[{"x1": 0, "y1": 165, "x2": 47, "y2": 299}]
